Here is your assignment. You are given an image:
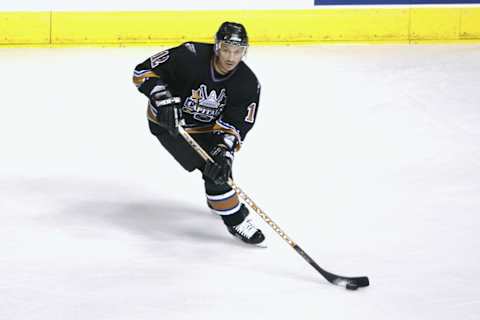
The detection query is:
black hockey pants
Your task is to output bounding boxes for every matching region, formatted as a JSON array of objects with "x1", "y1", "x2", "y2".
[{"x1": 149, "y1": 121, "x2": 247, "y2": 226}]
